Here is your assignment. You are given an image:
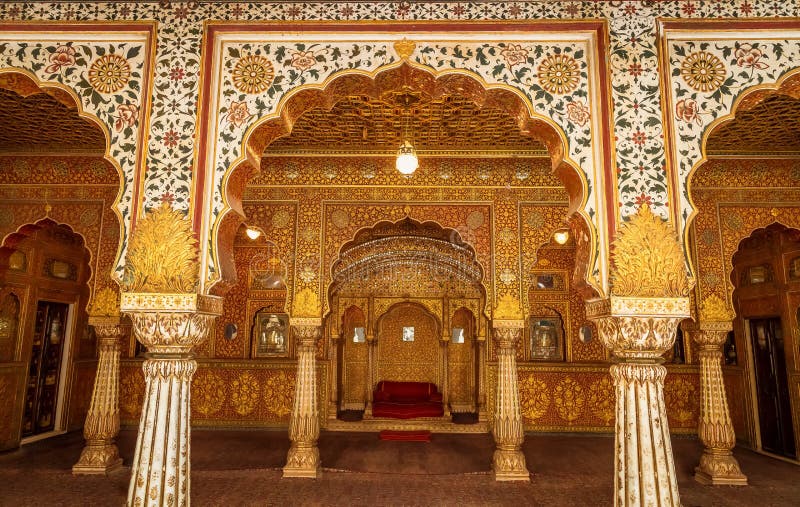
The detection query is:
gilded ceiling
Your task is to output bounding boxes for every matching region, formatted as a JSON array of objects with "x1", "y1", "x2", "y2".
[
  {"x1": 707, "y1": 94, "x2": 800, "y2": 156},
  {"x1": 0, "y1": 88, "x2": 106, "y2": 154},
  {"x1": 264, "y1": 90, "x2": 548, "y2": 158}
]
